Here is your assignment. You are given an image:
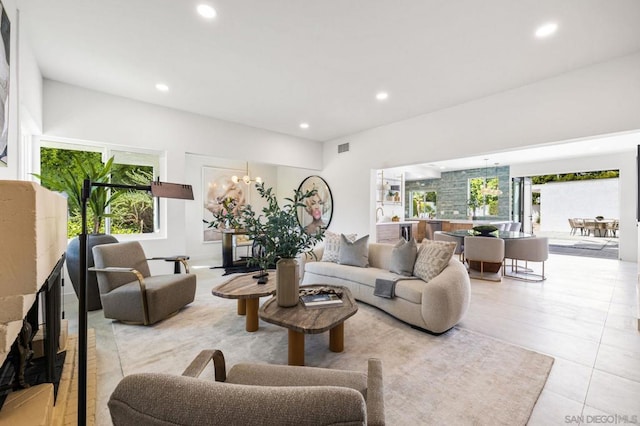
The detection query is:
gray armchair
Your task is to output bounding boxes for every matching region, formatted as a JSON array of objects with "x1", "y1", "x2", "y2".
[
  {"x1": 108, "y1": 349, "x2": 385, "y2": 425},
  {"x1": 91, "y1": 241, "x2": 196, "y2": 325}
]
